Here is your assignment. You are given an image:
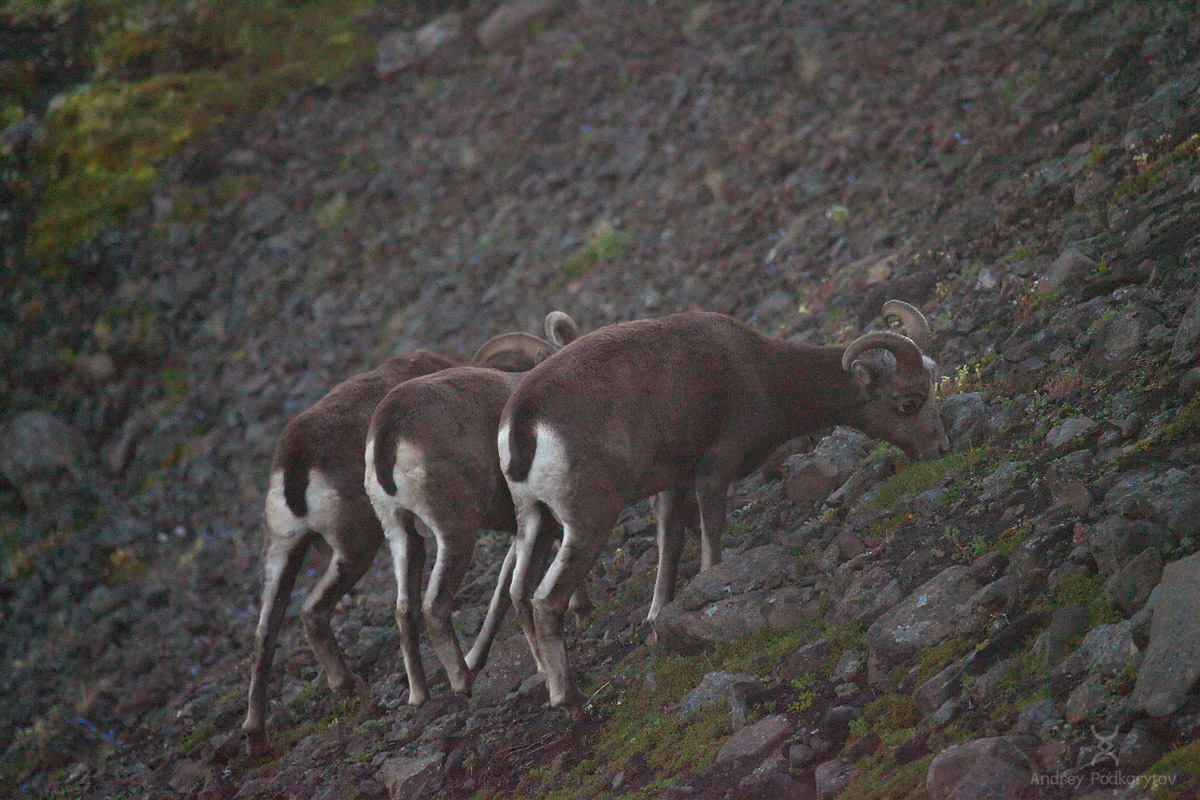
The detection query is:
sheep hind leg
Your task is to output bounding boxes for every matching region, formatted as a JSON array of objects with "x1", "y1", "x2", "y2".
[
  {"x1": 422, "y1": 523, "x2": 478, "y2": 698},
  {"x1": 465, "y1": 541, "x2": 516, "y2": 673},
  {"x1": 385, "y1": 512, "x2": 429, "y2": 707},
  {"x1": 532, "y1": 521, "x2": 609, "y2": 717},
  {"x1": 243, "y1": 530, "x2": 311, "y2": 756},
  {"x1": 510, "y1": 503, "x2": 559, "y2": 676}
]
